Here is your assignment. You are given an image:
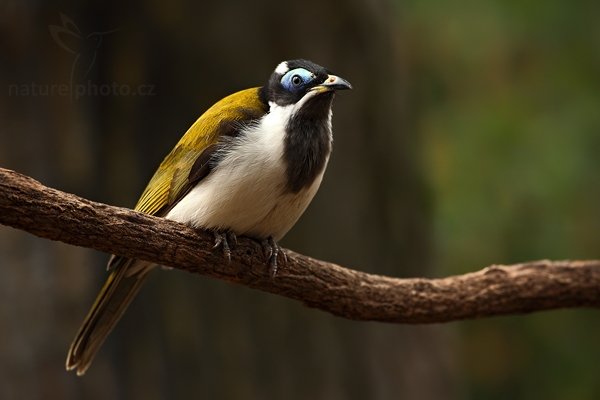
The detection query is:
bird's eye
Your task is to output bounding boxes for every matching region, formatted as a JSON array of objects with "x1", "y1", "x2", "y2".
[
  {"x1": 281, "y1": 68, "x2": 313, "y2": 92},
  {"x1": 291, "y1": 75, "x2": 303, "y2": 86}
]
